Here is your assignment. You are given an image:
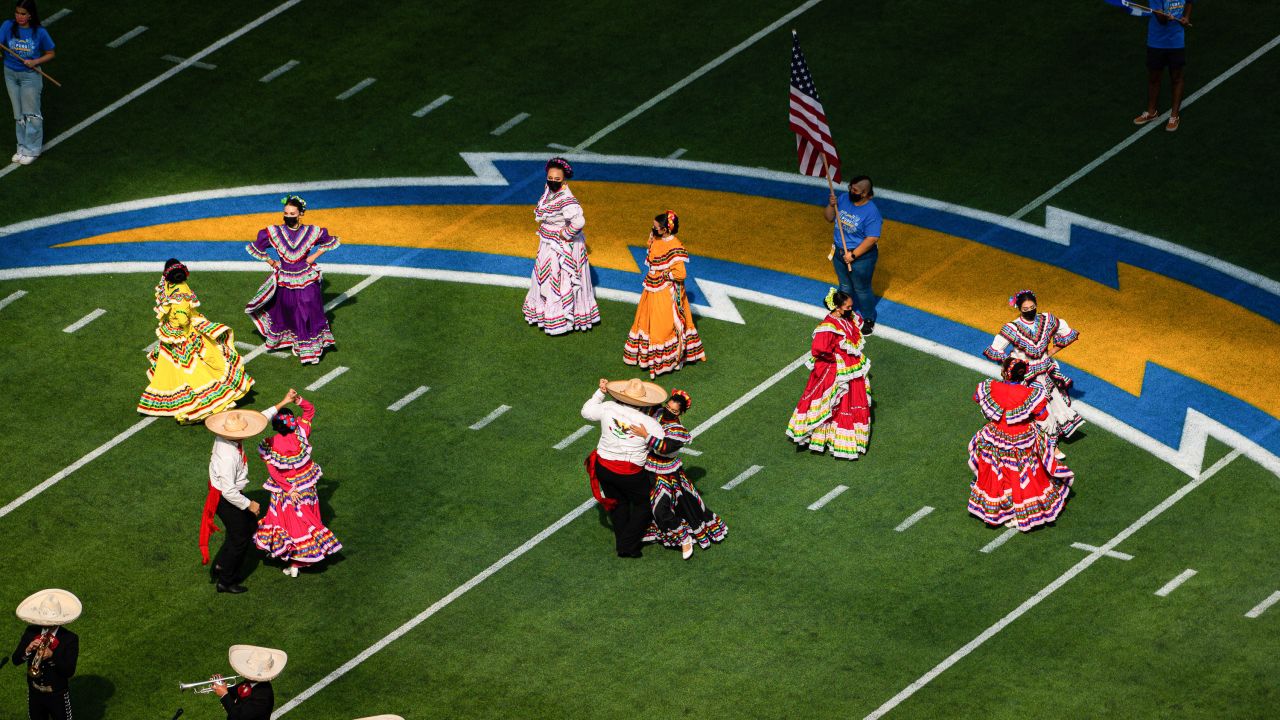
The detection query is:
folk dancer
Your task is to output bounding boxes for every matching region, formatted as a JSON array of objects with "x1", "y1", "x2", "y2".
[
  {"x1": 623, "y1": 210, "x2": 707, "y2": 377},
  {"x1": 983, "y1": 289, "x2": 1083, "y2": 445},
  {"x1": 202, "y1": 396, "x2": 290, "y2": 594},
  {"x1": 522, "y1": 157, "x2": 600, "y2": 334},
  {"x1": 642, "y1": 389, "x2": 727, "y2": 559},
  {"x1": 210, "y1": 644, "x2": 285, "y2": 720},
  {"x1": 11, "y1": 589, "x2": 80, "y2": 720},
  {"x1": 967, "y1": 358, "x2": 1074, "y2": 531},
  {"x1": 245, "y1": 195, "x2": 340, "y2": 364},
  {"x1": 787, "y1": 289, "x2": 873, "y2": 459},
  {"x1": 582, "y1": 378, "x2": 667, "y2": 558}
]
